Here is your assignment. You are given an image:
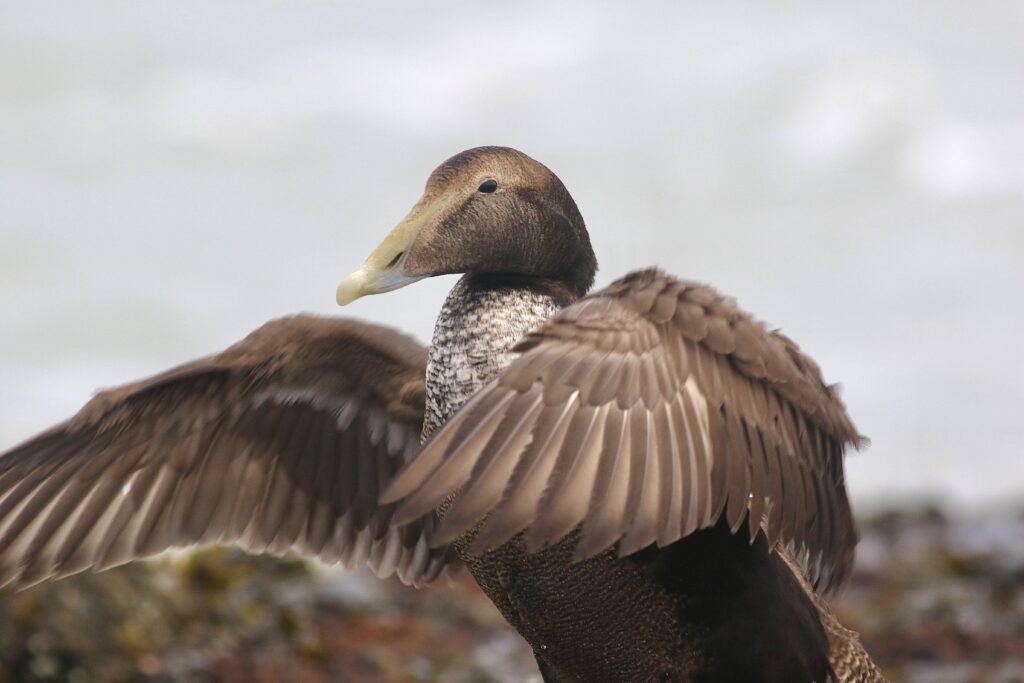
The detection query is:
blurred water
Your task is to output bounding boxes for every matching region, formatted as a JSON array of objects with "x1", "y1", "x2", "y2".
[{"x1": 1, "y1": 1, "x2": 1022, "y2": 509}]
